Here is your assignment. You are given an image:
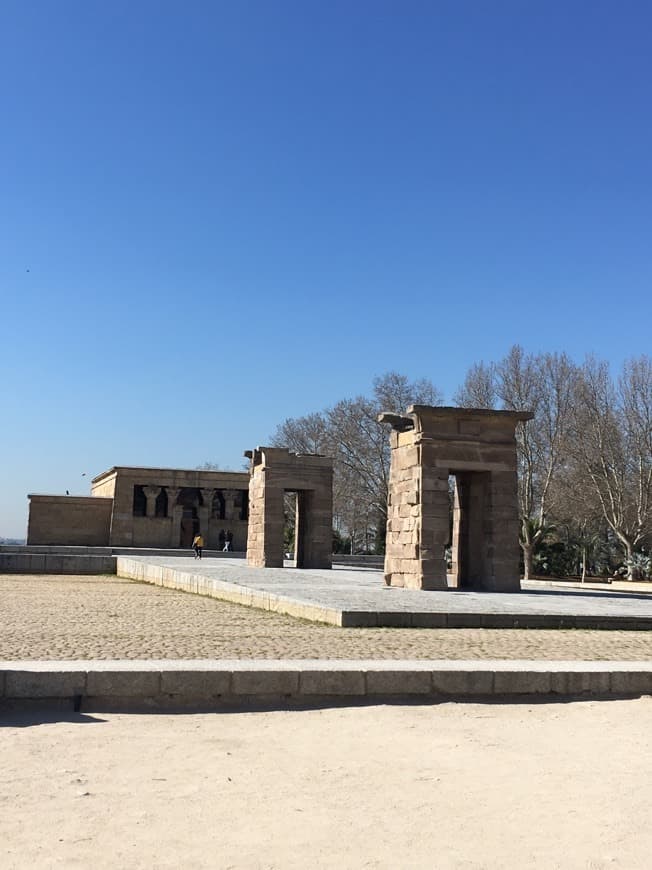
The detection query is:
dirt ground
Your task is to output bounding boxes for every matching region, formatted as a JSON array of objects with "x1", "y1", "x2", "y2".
[
  {"x1": 2, "y1": 698, "x2": 651, "y2": 869},
  {"x1": 3, "y1": 574, "x2": 652, "y2": 661}
]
